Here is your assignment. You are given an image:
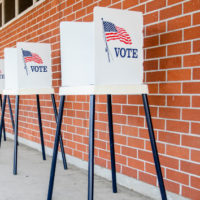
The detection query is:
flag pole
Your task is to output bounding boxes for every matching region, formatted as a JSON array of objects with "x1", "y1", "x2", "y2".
[
  {"x1": 21, "y1": 48, "x2": 28, "y2": 76},
  {"x1": 101, "y1": 18, "x2": 110, "y2": 63}
]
